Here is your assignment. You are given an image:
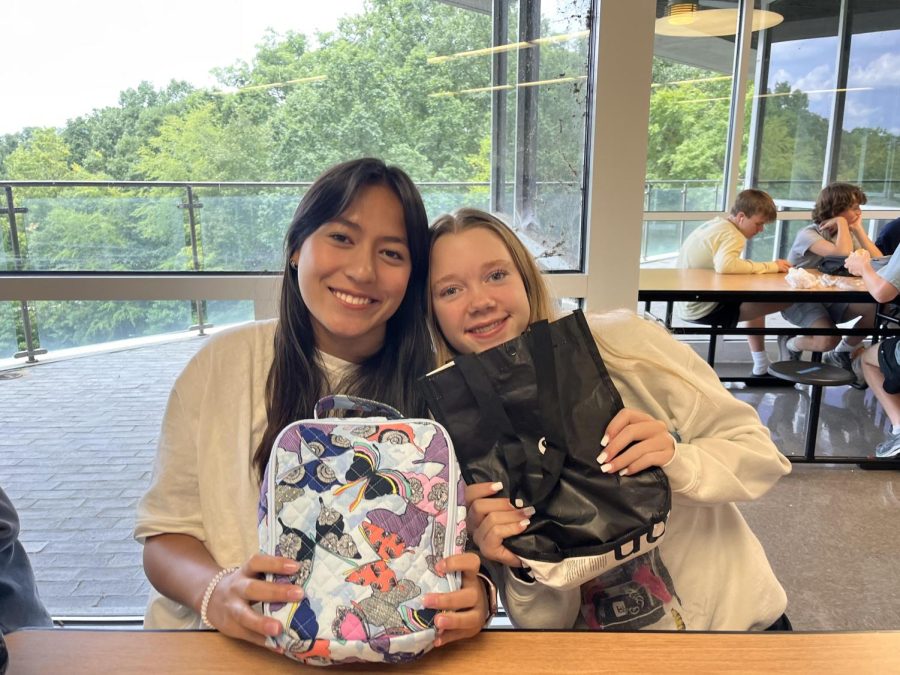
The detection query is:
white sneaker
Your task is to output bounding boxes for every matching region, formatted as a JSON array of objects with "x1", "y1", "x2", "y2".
[
  {"x1": 777, "y1": 335, "x2": 801, "y2": 361},
  {"x1": 752, "y1": 363, "x2": 770, "y2": 376},
  {"x1": 875, "y1": 431, "x2": 900, "y2": 458}
]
